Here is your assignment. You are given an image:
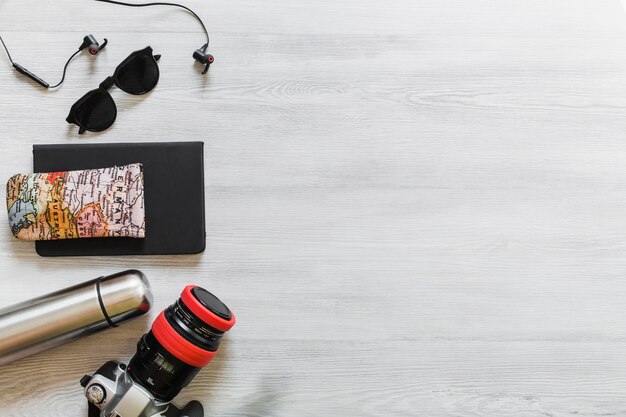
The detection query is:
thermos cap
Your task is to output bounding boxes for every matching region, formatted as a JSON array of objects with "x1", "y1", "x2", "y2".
[{"x1": 98, "y1": 270, "x2": 153, "y2": 326}]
